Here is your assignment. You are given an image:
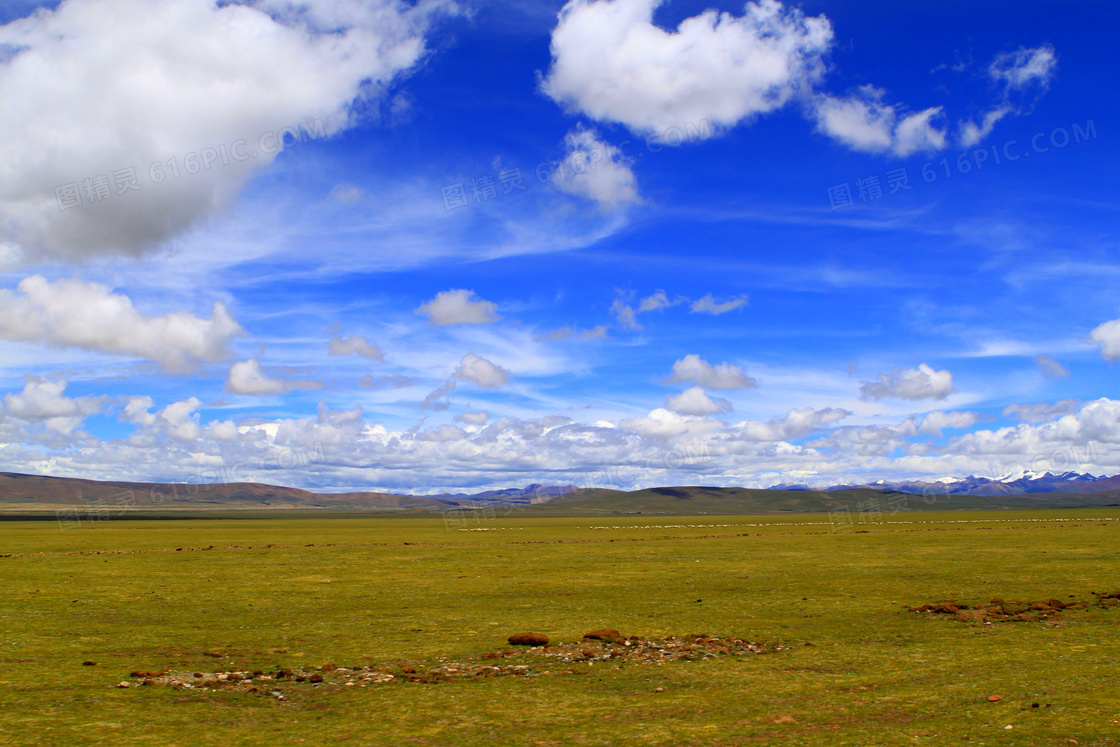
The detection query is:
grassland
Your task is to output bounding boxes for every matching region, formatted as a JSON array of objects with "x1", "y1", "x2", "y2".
[{"x1": 2, "y1": 509, "x2": 1118, "y2": 746}]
